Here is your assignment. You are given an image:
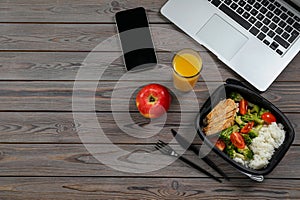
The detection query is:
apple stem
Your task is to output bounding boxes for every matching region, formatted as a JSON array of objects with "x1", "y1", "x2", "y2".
[{"x1": 149, "y1": 95, "x2": 156, "y2": 103}]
